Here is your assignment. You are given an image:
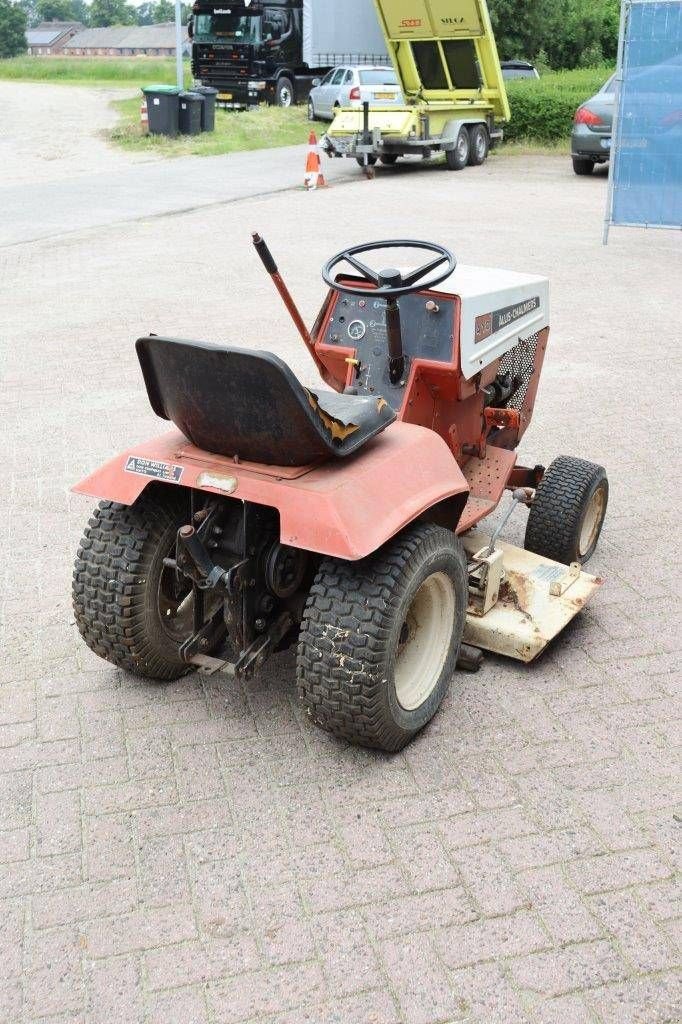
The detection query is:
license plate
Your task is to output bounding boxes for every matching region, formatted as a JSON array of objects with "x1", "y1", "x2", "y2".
[
  {"x1": 374, "y1": 92, "x2": 395, "y2": 100},
  {"x1": 218, "y1": 92, "x2": 233, "y2": 100}
]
